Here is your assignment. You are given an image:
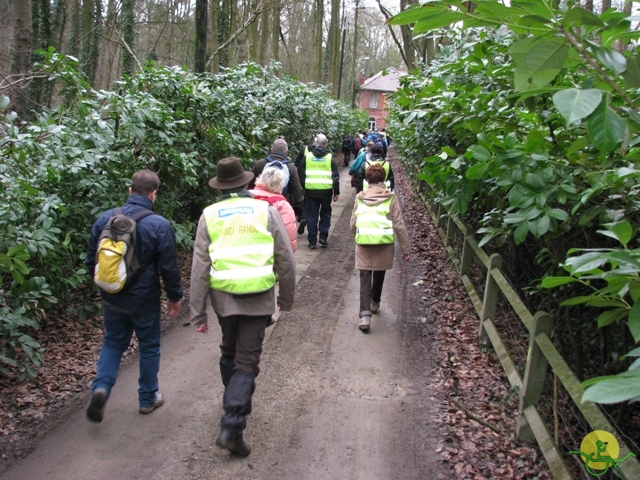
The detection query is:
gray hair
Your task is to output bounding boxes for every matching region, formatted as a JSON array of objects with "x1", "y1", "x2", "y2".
[
  {"x1": 271, "y1": 138, "x2": 288, "y2": 154},
  {"x1": 256, "y1": 165, "x2": 285, "y2": 194},
  {"x1": 314, "y1": 134, "x2": 328, "y2": 147}
]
